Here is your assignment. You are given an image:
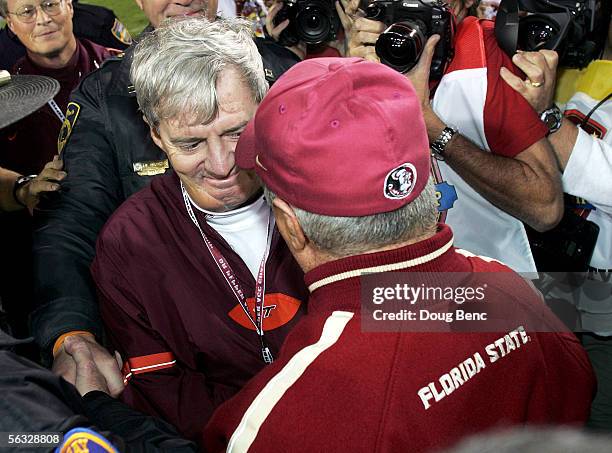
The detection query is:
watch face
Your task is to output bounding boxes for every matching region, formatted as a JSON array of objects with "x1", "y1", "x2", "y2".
[{"x1": 542, "y1": 107, "x2": 562, "y2": 132}]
